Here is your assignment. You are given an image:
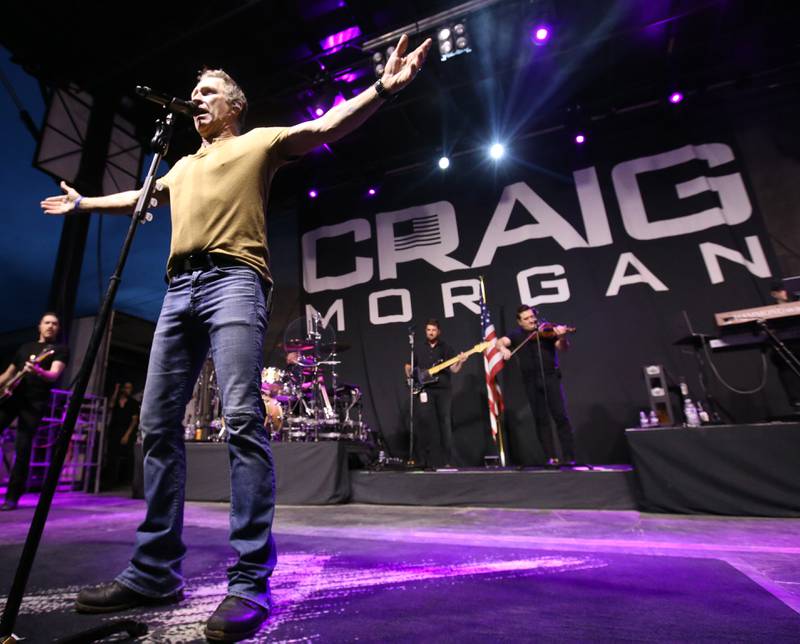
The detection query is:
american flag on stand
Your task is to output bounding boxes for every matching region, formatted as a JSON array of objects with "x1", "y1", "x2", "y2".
[{"x1": 480, "y1": 294, "x2": 505, "y2": 437}]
